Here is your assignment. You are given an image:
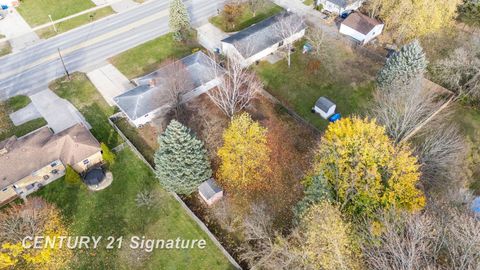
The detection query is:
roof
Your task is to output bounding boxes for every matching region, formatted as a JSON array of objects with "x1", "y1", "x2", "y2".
[
  {"x1": 341, "y1": 12, "x2": 382, "y2": 35},
  {"x1": 114, "y1": 51, "x2": 220, "y2": 121},
  {"x1": 326, "y1": 0, "x2": 362, "y2": 8},
  {"x1": 198, "y1": 178, "x2": 222, "y2": 200},
  {"x1": 221, "y1": 11, "x2": 306, "y2": 59},
  {"x1": 315, "y1": 97, "x2": 335, "y2": 112},
  {"x1": 0, "y1": 124, "x2": 101, "y2": 189}
]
